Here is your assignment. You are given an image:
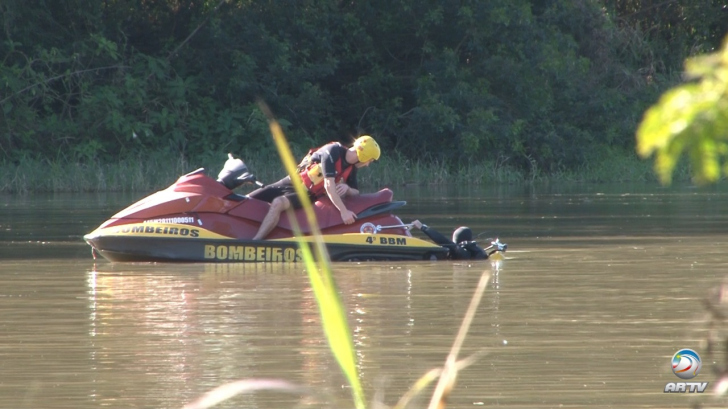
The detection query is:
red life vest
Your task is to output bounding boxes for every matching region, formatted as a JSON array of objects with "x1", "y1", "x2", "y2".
[{"x1": 298, "y1": 143, "x2": 354, "y2": 197}]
